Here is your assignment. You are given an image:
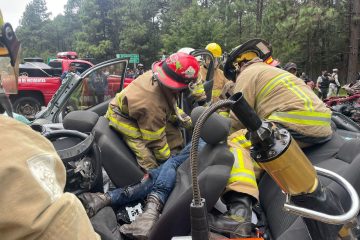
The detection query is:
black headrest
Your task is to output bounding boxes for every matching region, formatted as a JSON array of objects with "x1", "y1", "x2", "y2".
[
  {"x1": 191, "y1": 106, "x2": 230, "y2": 145},
  {"x1": 63, "y1": 110, "x2": 99, "y2": 133}
]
